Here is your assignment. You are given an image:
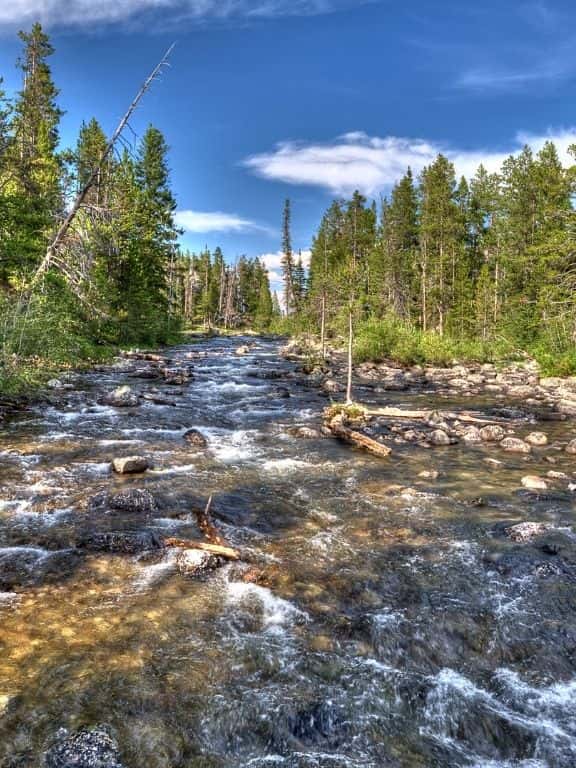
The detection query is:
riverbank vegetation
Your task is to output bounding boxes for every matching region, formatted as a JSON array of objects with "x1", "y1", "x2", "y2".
[
  {"x1": 0, "y1": 25, "x2": 274, "y2": 393},
  {"x1": 277, "y1": 145, "x2": 576, "y2": 376}
]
